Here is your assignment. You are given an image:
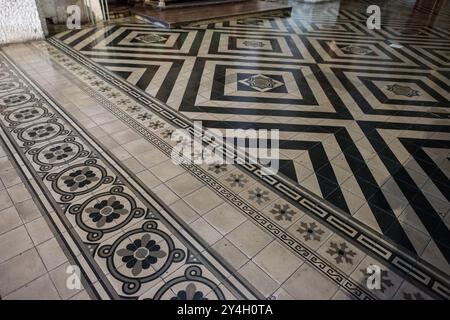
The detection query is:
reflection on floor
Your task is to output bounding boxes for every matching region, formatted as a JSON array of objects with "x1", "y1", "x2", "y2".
[
  {"x1": 0, "y1": 0, "x2": 449, "y2": 300},
  {"x1": 131, "y1": 0, "x2": 292, "y2": 28}
]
